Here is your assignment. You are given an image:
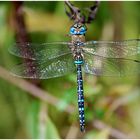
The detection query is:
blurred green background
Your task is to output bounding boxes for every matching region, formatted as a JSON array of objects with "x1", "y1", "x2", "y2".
[{"x1": 0, "y1": 1, "x2": 140, "y2": 139}]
